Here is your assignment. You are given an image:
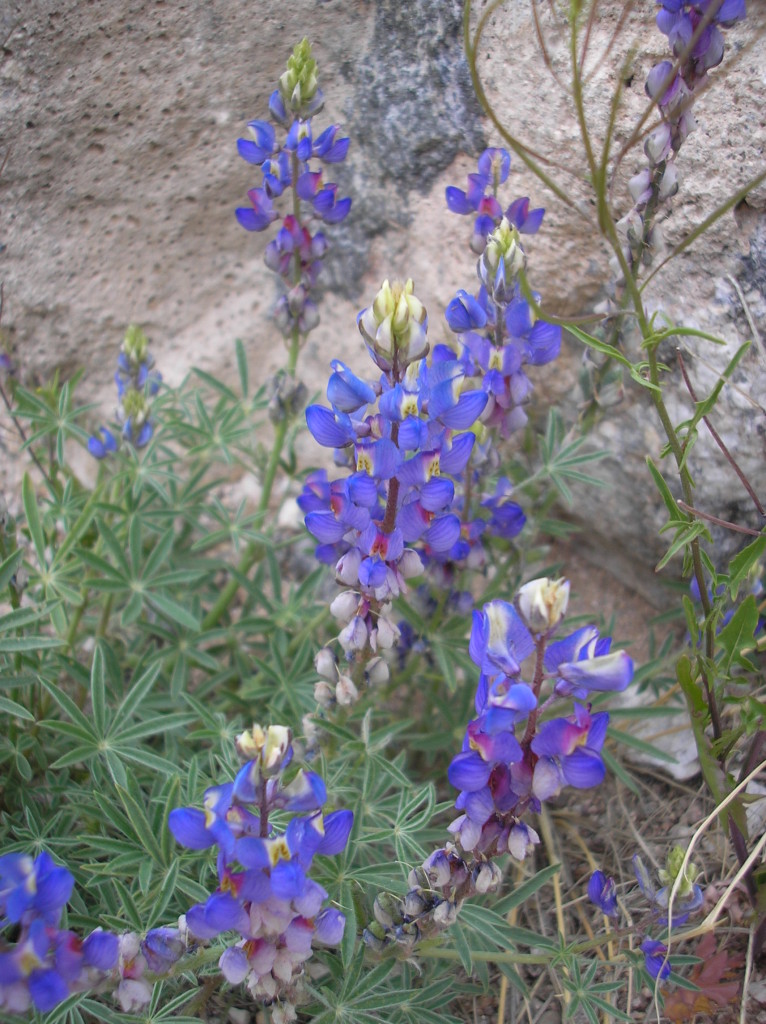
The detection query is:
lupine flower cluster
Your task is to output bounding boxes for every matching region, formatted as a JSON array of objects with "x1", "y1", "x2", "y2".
[
  {"x1": 616, "y1": 1, "x2": 746, "y2": 281},
  {"x1": 168, "y1": 724, "x2": 352, "y2": 1019},
  {"x1": 445, "y1": 148, "x2": 561, "y2": 439},
  {"x1": 588, "y1": 845, "x2": 704, "y2": 981},
  {"x1": 235, "y1": 38, "x2": 350, "y2": 343},
  {"x1": 88, "y1": 324, "x2": 162, "y2": 458},
  {"x1": 0, "y1": 851, "x2": 118, "y2": 1013},
  {"x1": 302, "y1": 279, "x2": 488, "y2": 678},
  {"x1": 367, "y1": 578, "x2": 634, "y2": 951}
]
